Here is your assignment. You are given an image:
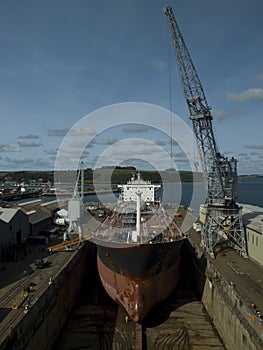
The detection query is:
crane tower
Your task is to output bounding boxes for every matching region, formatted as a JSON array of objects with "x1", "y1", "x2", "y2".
[{"x1": 165, "y1": 6, "x2": 247, "y2": 257}]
